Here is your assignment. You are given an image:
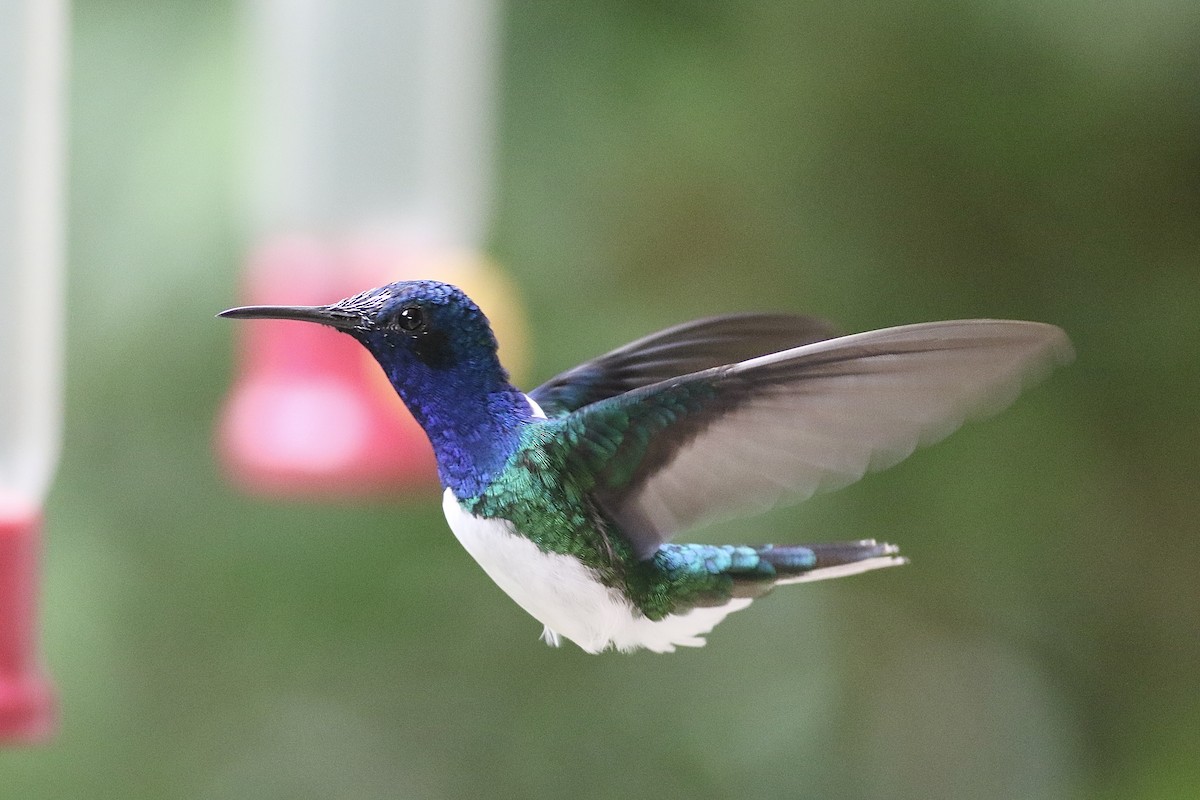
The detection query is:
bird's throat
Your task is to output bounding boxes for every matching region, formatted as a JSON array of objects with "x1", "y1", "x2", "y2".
[{"x1": 393, "y1": 373, "x2": 532, "y2": 498}]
